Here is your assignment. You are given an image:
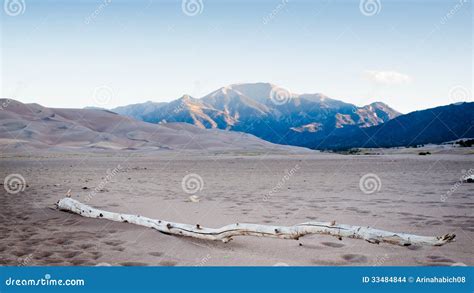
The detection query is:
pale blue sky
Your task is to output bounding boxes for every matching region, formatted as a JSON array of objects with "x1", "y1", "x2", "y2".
[{"x1": 1, "y1": 0, "x2": 472, "y2": 113}]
